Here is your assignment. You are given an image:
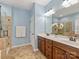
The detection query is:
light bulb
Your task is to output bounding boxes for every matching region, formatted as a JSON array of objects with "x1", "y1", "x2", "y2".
[
  {"x1": 62, "y1": 0, "x2": 71, "y2": 8},
  {"x1": 68, "y1": 0, "x2": 79, "y2": 5}
]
